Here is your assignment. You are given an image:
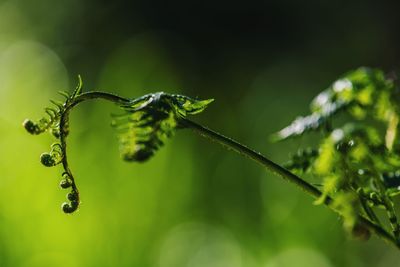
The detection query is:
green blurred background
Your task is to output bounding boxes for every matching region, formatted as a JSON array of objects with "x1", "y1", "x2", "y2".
[{"x1": 1, "y1": 0, "x2": 400, "y2": 266}]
